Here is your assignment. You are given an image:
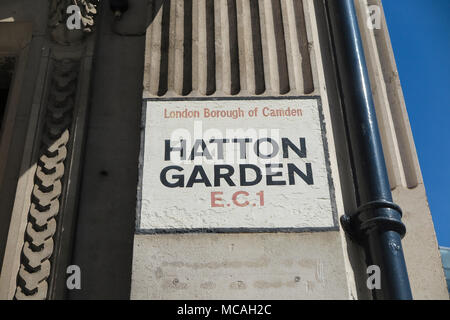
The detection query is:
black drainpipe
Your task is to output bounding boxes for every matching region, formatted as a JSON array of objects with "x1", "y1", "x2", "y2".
[{"x1": 325, "y1": 0, "x2": 412, "y2": 299}]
